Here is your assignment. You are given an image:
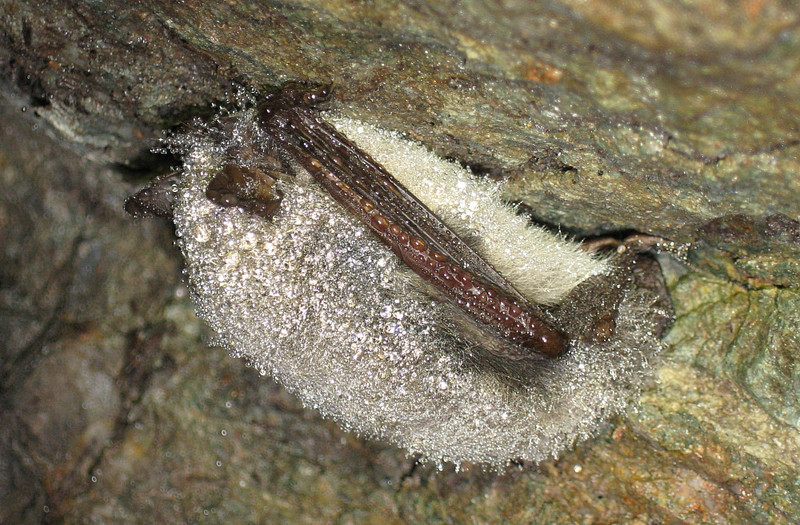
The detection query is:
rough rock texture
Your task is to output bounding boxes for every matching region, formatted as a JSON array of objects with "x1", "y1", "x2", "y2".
[{"x1": 1, "y1": 0, "x2": 798, "y2": 523}]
